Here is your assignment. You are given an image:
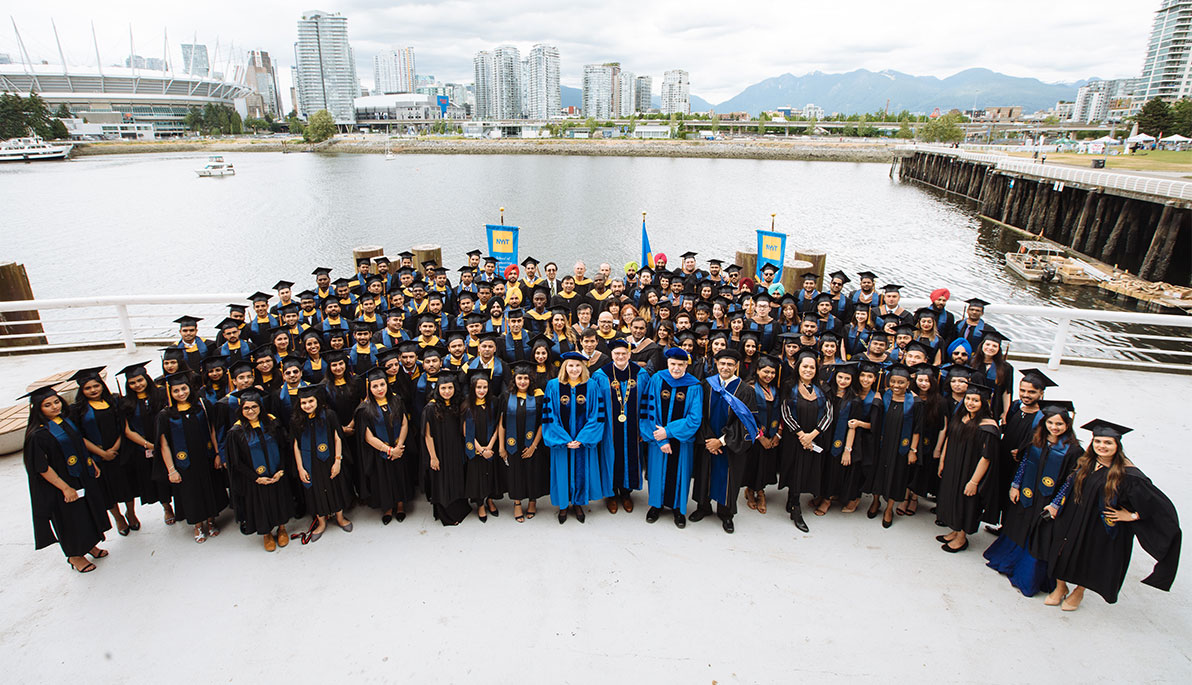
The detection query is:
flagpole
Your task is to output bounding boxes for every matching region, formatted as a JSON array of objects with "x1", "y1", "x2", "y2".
[
  {"x1": 771, "y1": 213, "x2": 776, "y2": 230},
  {"x1": 500, "y1": 206, "x2": 505, "y2": 224}
]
